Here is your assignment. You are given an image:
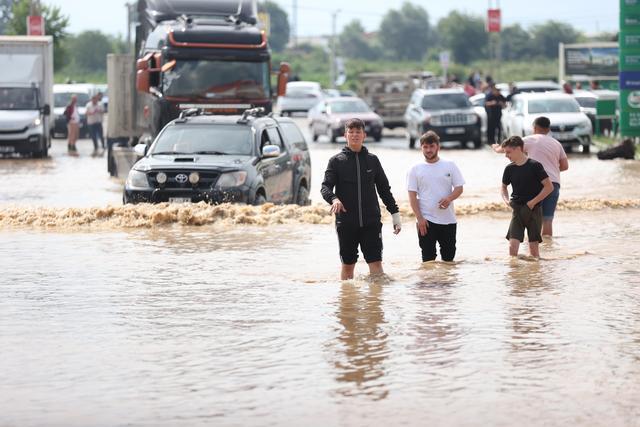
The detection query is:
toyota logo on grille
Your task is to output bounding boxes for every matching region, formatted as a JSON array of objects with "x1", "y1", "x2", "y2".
[{"x1": 175, "y1": 173, "x2": 188, "y2": 184}]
